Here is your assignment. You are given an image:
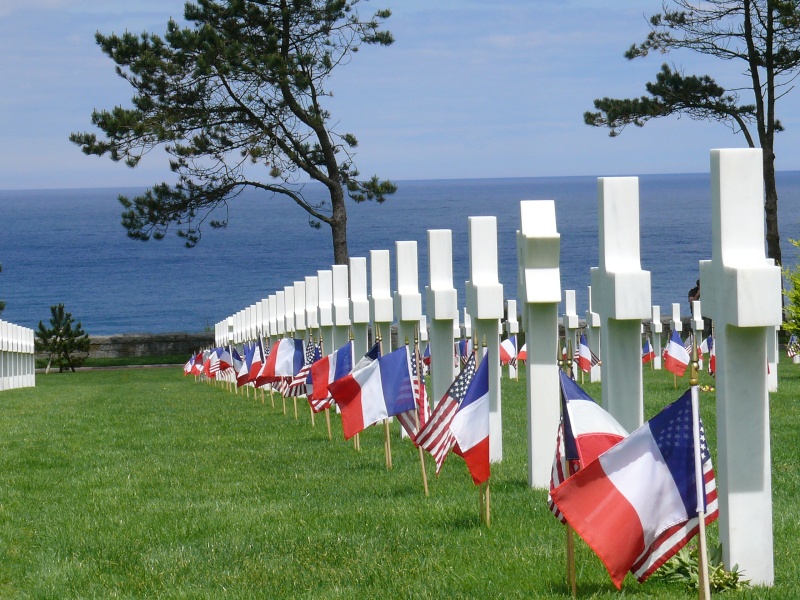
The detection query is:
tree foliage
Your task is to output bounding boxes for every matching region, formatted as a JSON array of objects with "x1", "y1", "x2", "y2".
[
  {"x1": 783, "y1": 239, "x2": 800, "y2": 337},
  {"x1": 584, "y1": 0, "x2": 800, "y2": 267},
  {"x1": 70, "y1": 0, "x2": 396, "y2": 264},
  {"x1": 35, "y1": 304, "x2": 91, "y2": 373}
]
